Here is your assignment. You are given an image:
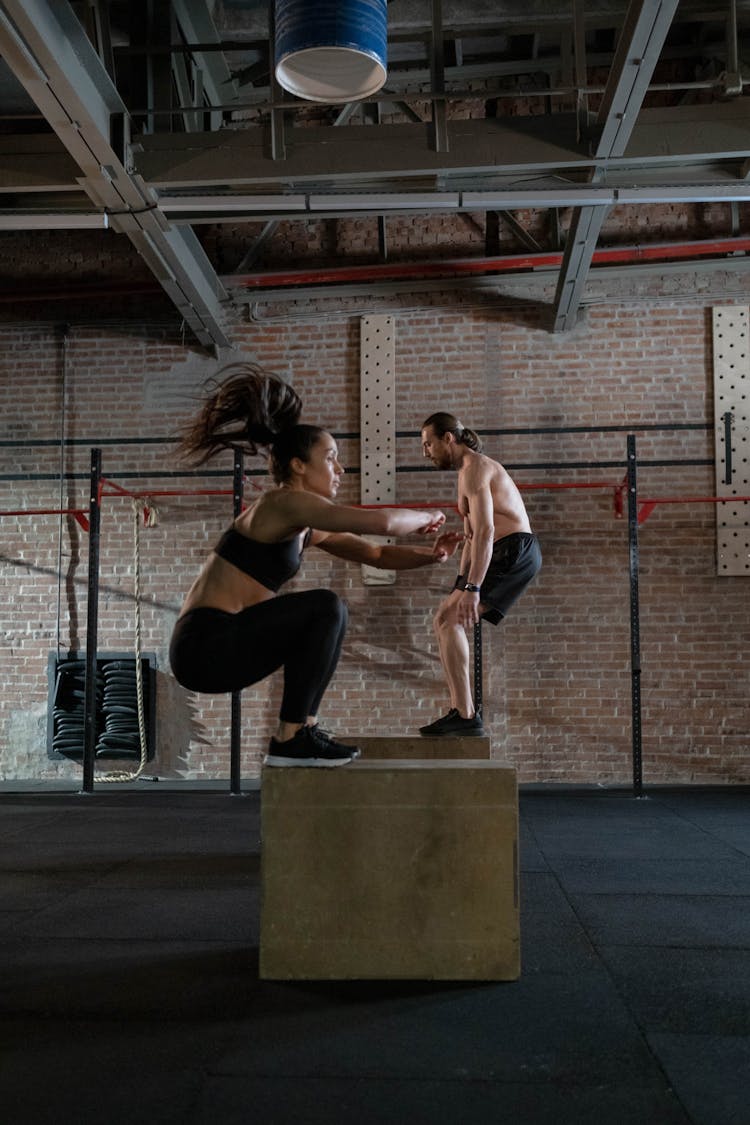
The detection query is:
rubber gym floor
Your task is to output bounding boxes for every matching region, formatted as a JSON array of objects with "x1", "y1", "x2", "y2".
[{"x1": 0, "y1": 783, "x2": 748, "y2": 1125}]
